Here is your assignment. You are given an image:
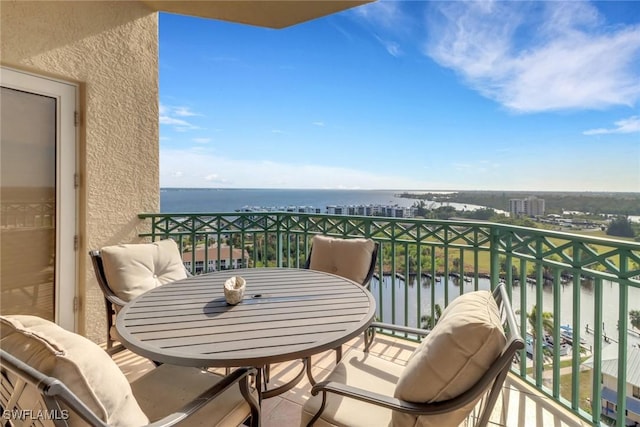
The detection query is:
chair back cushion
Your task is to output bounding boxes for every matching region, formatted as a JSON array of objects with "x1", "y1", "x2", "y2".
[
  {"x1": 0, "y1": 315, "x2": 148, "y2": 427},
  {"x1": 100, "y1": 239, "x2": 187, "y2": 302},
  {"x1": 308, "y1": 235, "x2": 376, "y2": 285},
  {"x1": 393, "y1": 290, "x2": 506, "y2": 426}
]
